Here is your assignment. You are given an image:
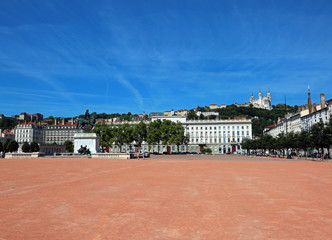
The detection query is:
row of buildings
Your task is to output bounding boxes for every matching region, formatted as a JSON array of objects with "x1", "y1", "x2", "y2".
[
  {"x1": 0, "y1": 112, "x2": 44, "y2": 122},
  {"x1": 264, "y1": 89, "x2": 332, "y2": 137},
  {"x1": 13, "y1": 116, "x2": 252, "y2": 155},
  {"x1": 103, "y1": 116, "x2": 252, "y2": 155}
]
